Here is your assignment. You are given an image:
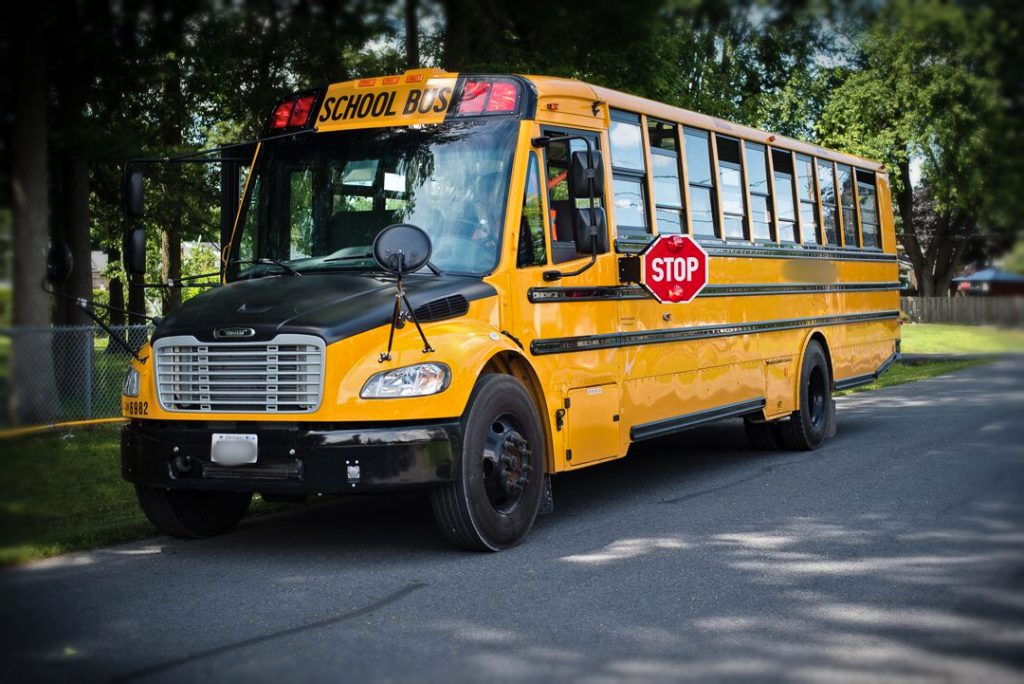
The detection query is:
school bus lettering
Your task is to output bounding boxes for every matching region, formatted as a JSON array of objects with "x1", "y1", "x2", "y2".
[
  {"x1": 121, "y1": 70, "x2": 899, "y2": 552},
  {"x1": 318, "y1": 87, "x2": 451, "y2": 124}
]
